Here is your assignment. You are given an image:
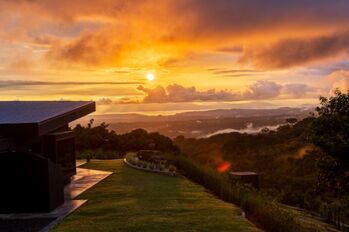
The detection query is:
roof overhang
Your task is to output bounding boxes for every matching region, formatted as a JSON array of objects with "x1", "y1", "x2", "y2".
[{"x1": 0, "y1": 101, "x2": 96, "y2": 137}]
